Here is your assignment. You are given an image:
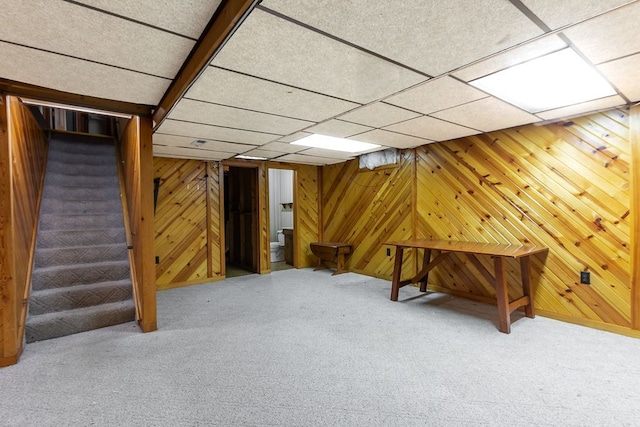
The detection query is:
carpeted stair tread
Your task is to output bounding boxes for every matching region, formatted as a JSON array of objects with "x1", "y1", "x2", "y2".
[
  {"x1": 25, "y1": 300, "x2": 135, "y2": 343},
  {"x1": 39, "y1": 213, "x2": 124, "y2": 231},
  {"x1": 40, "y1": 198, "x2": 121, "y2": 214},
  {"x1": 37, "y1": 228, "x2": 126, "y2": 248},
  {"x1": 29, "y1": 280, "x2": 133, "y2": 316},
  {"x1": 47, "y1": 149, "x2": 117, "y2": 165},
  {"x1": 43, "y1": 185, "x2": 120, "y2": 201},
  {"x1": 49, "y1": 138, "x2": 115, "y2": 154},
  {"x1": 45, "y1": 172, "x2": 118, "y2": 188},
  {"x1": 32, "y1": 259, "x2": 130, "y2": 291},
  {"x1": 46, "y1": 159, "x2": 119, "y2": 176},
  {"x1": 35, "y1": 243, "x2": 128, "y2": 267}
]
